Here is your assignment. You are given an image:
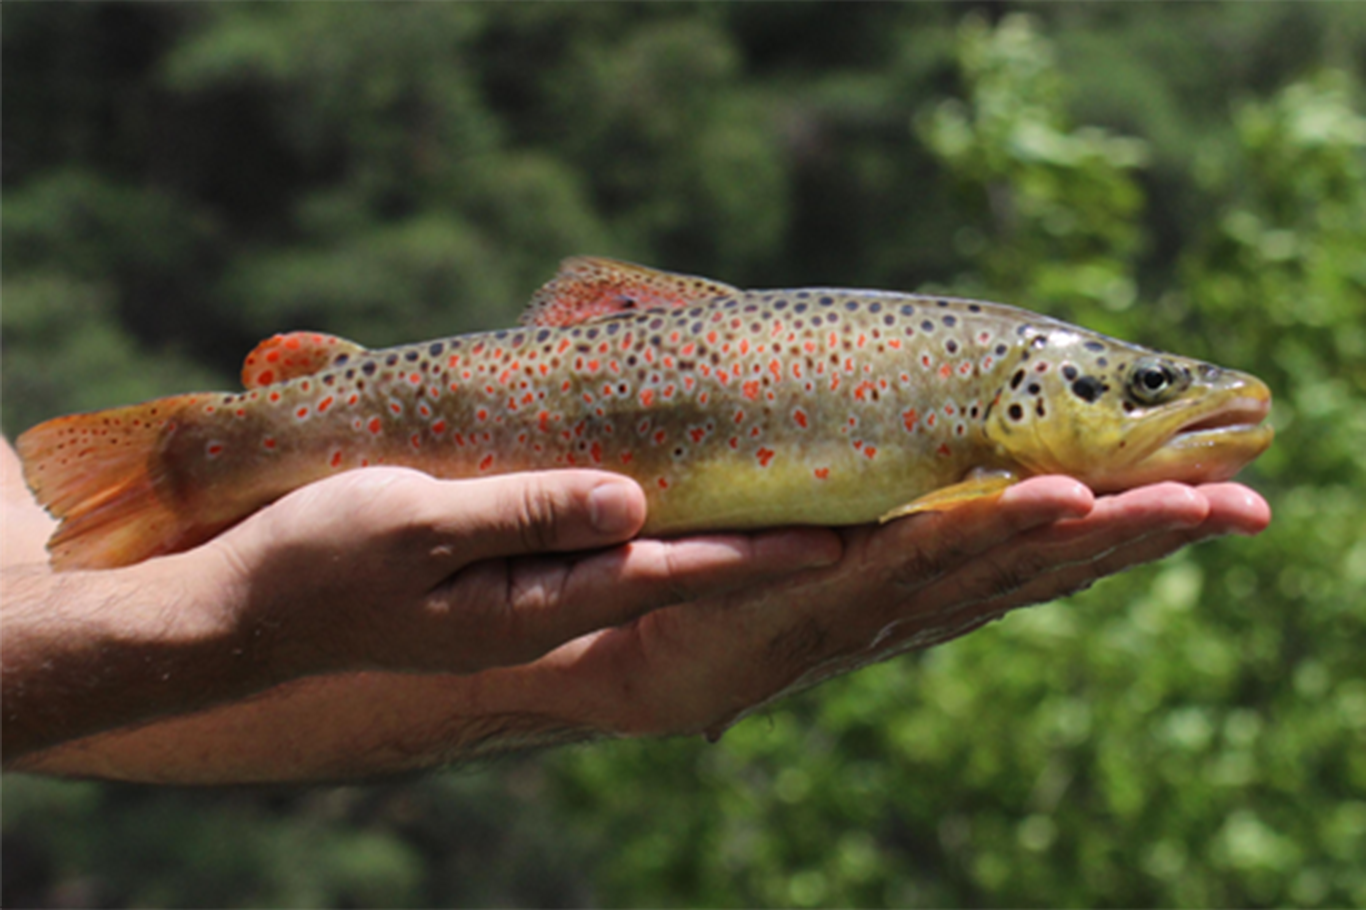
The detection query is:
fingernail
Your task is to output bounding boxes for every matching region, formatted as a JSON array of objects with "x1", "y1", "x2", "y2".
[{"x1": 589, "y1": 480, "x2": 642, "y2": 536}]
